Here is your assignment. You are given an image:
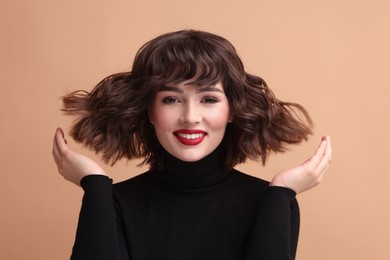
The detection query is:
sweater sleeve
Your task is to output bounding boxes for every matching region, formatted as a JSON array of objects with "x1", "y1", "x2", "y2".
[
  {"x1": 245, "y1": 186, "x2": 300, "y2": 260},
  {"x1": 70, "y1": 175, "x2": 129, "y2": 260}
]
